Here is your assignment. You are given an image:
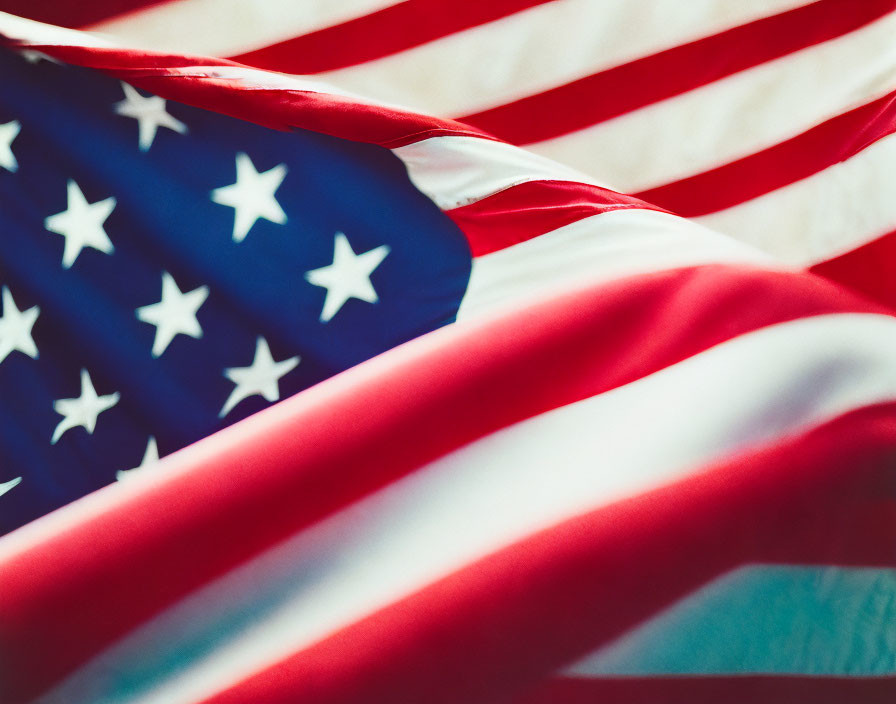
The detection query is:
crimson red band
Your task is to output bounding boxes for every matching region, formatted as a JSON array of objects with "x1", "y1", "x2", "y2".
[
  {"x1": 0, "y1": 41, "x2": 494, "y2": 147},
  {"x1": 446, "y1": 180, "x2": 665, "y2": 256},
  {"x1": 811, "y1": 228, "x2": 896, "y2": 310}
]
